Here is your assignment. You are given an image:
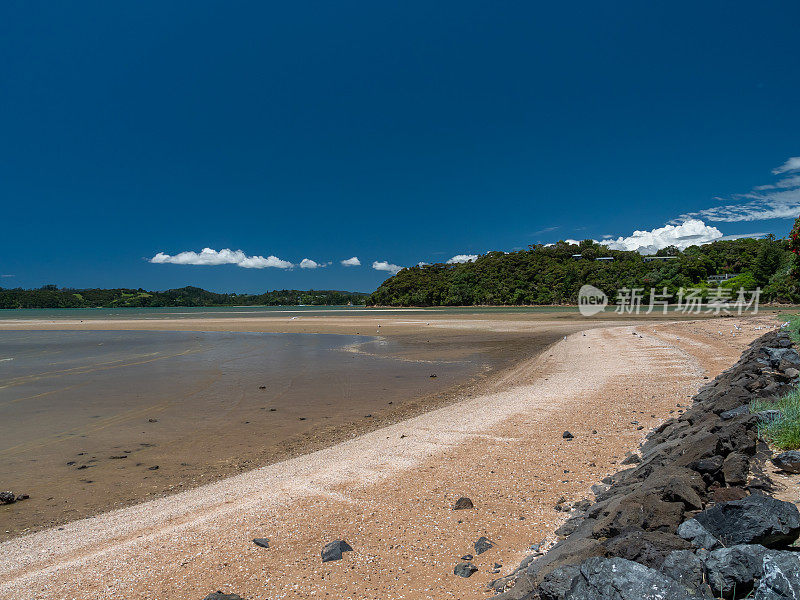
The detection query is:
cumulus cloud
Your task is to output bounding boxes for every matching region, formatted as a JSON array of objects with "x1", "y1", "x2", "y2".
[
  {"x1": 150, "y1": 248, "x2": 293, "y2": 269},
  {"x1": 447, "y1": 254, "x2": 479, "y2": 264},
  {"x1": 600, "y1": 219, "x2": 723, "y2": 255},
  {"x1": 679, "y1": 156, "x2": 800, "y2": 223},
  {"x1": 773, "y1": 157, "x2": 800, "y2": 175},
  {"x1": 340, "y1": 256, "x2": 361, "y2": 267},
  {"x1": 299, "y1": 258, "x2": 327, "y2": 269},
  {"x1": 372, "y1": 260, "x2": 403, "y2": 275}
]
